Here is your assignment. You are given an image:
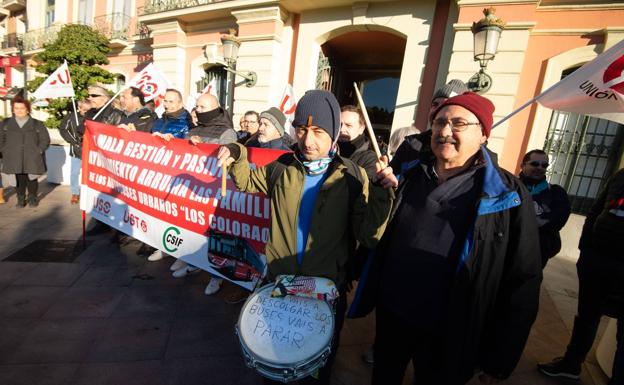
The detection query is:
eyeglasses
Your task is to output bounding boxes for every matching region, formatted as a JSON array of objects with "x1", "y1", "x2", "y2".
[
  {"x1": 431, "y1": 118, "x2": 481, "y2": 132},
  {"x1": 88, "y1": 94, "x2": 105, "y2": 98},
  {"x1": 528, "y1": 161, "x2": 549, "y2": 168}
]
